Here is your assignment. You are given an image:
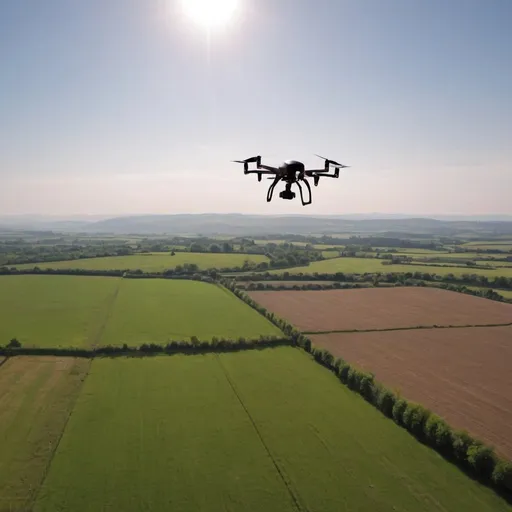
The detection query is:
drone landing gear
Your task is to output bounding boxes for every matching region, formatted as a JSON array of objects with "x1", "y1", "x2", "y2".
[{"x1": 267, "y1": 180, "x2": 312, "y2": 206}]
